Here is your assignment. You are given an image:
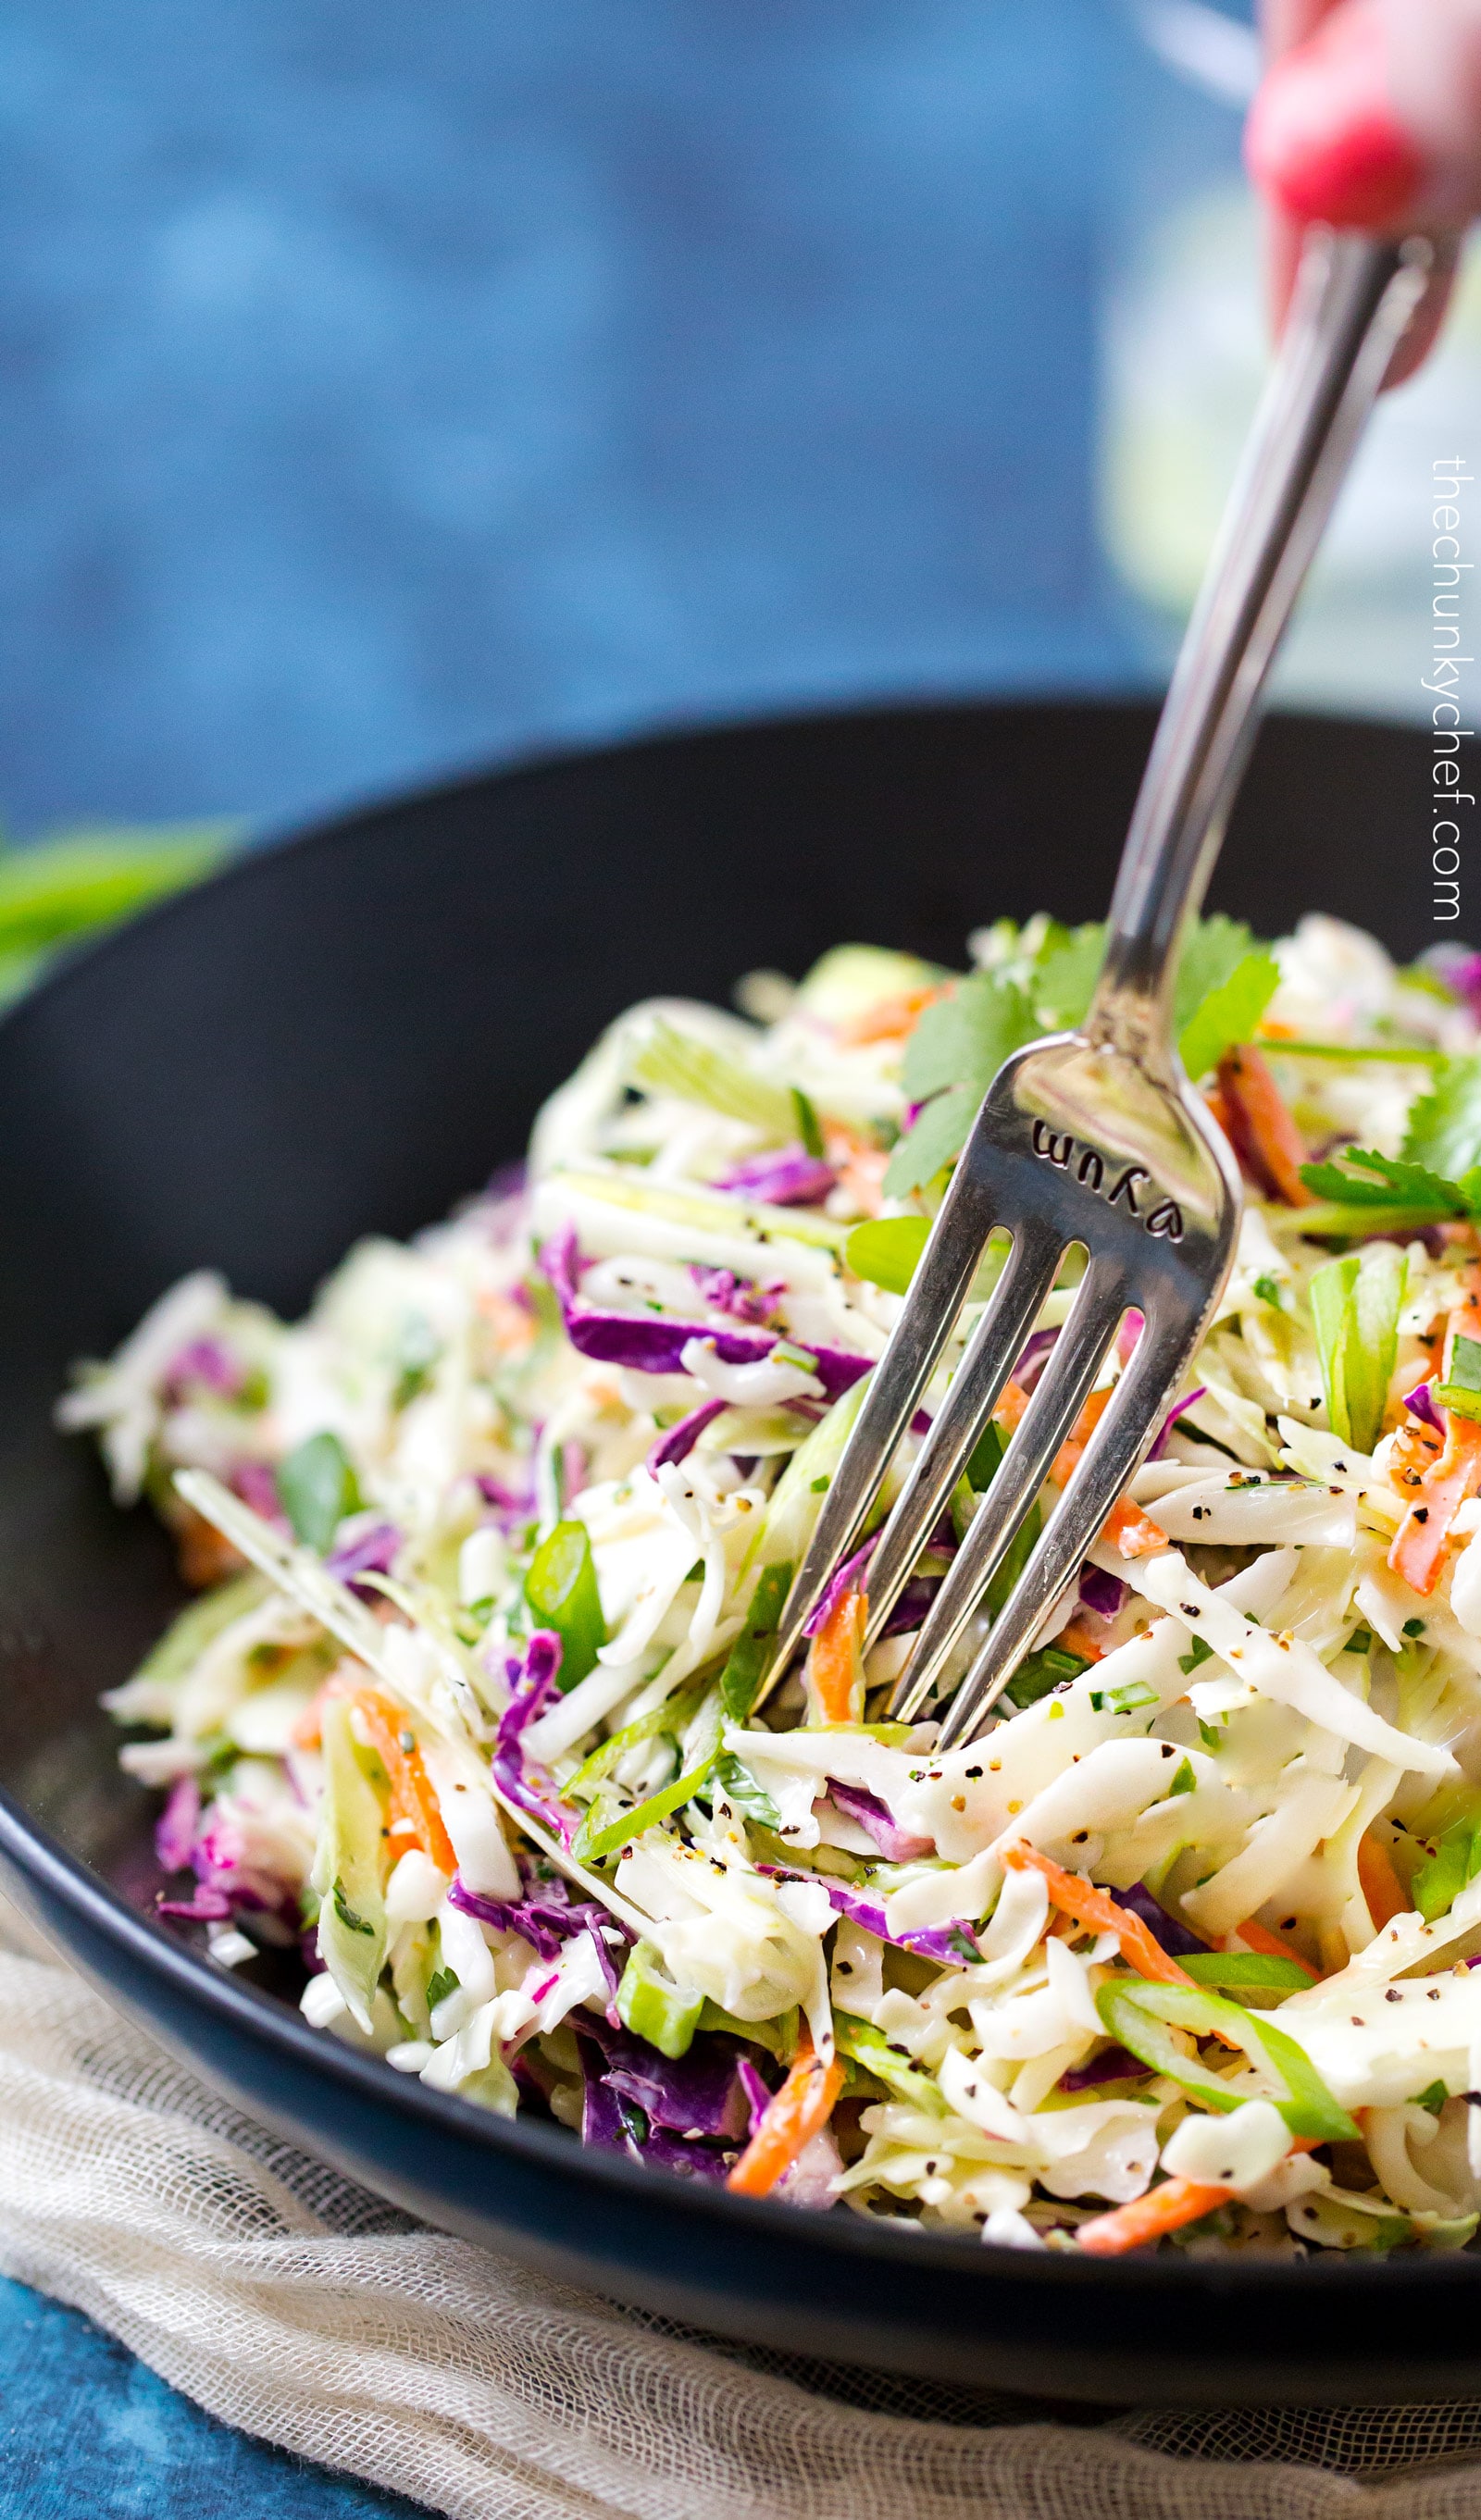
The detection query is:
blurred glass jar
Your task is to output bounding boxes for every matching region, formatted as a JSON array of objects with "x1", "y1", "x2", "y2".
[{"x1": 1101, "y1": 0, "x2": 1481, "y2": 717}]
